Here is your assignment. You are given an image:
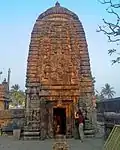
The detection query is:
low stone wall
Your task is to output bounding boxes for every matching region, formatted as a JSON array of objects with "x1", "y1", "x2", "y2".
[{"x1": 0, "y1": 109, "x2": 25, "y2": 132}]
